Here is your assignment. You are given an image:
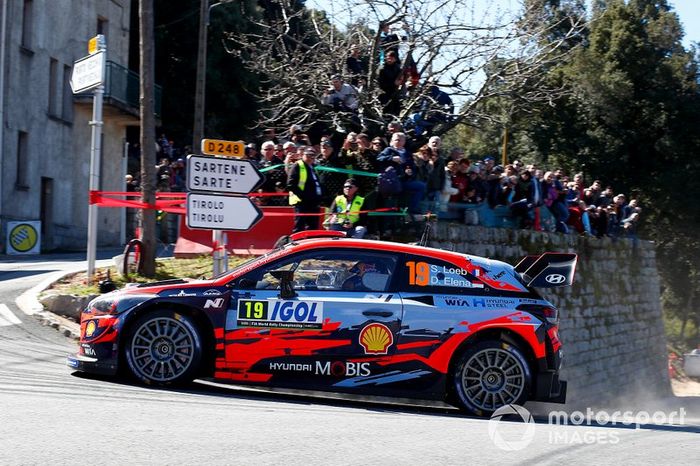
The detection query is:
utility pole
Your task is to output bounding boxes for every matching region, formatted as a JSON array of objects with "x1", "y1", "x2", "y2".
[
  {"x1": 192, "y1": 0, "x2": 209, "y2": 153},
  {"x1": 139, "y1": 0, "x2": 157, "y2": 277},
  {"x1": 193, "y1": 0, "x2": 235, "y2": 276}
]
